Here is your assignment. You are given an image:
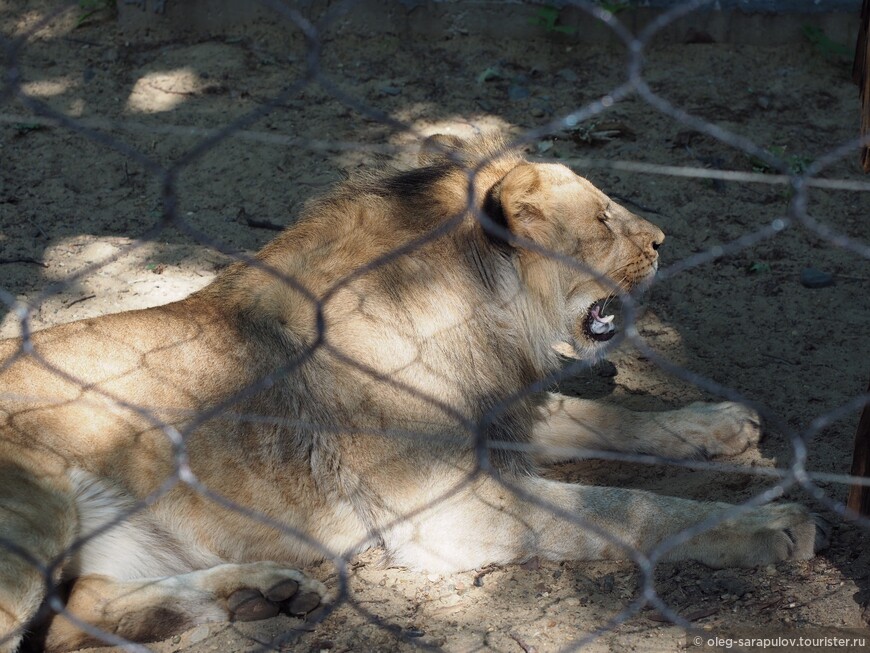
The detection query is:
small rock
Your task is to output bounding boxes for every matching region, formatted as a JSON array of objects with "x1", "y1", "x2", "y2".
[
  {"x1": 379, "y1": 85, "x2": 402, "y2": 96},
  {"x1": 800, "y1": 267, "x2": 835, "y2": 288},
  {"x1": 249, "y1": 630, "x2": 276, "y2": 645},
  {"x1": 521, "y1": 557, "x2": 541, "y2": 571},
  {"x1": 531, "y1": 107, "x2": 545, "y2": 118},
  {"x1": 757, "y1": 95, "x2": 771, "y2": 109},
  {"x1": 188, "y1": 624, "x2": 210, "y2": 644},
  {"x1": 717, "y1": 574, "x2": 752, "y2": 598},
  {"x1": 508, "y1": 85, "x2": 530, "y2": 101},
  {"x1": 477, "y1": 66, "x2": 502, "y2": 83},
  {"x1": 684, "y1": 28, "x2": 715, "y2": 44},
  {"x1": 556, "y1": 68, "x2": 578, "y2": 82}
]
